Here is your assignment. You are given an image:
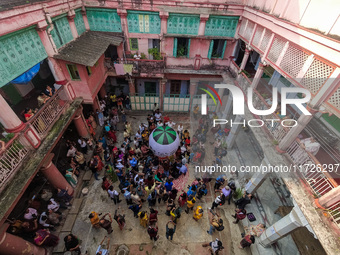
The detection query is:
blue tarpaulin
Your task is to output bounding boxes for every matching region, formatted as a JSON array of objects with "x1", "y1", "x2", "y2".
[{"x1": 11, "y1": 63, "x2": 41, "y2": 84}]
